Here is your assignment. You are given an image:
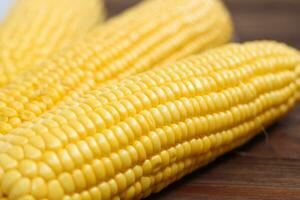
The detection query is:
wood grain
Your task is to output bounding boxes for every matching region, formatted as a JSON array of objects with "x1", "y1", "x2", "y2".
[{"x1": 103, "y1": 0, "x2": 300, "y2": 199}]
